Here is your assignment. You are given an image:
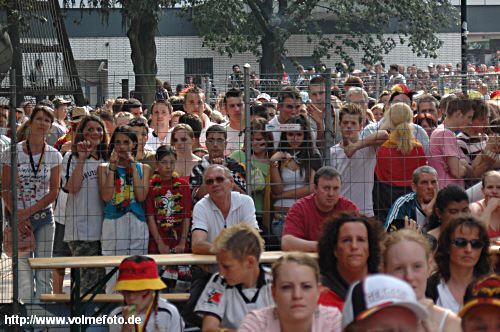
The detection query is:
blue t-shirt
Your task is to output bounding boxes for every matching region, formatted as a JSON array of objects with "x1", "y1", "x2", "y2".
[{"x1": 104, "y1": 163, "x2": 145, "y2": 221}]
